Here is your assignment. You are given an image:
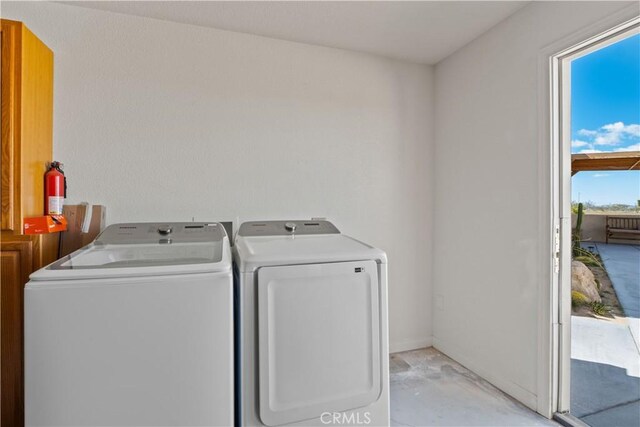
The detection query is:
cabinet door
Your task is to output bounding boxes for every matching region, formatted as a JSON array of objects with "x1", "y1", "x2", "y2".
[
  {"x1": 1, "y1": 239, "x2": 32, "y2": 427},
  {"x1": 0, "y1": 20, "x2": 20, "y2": 232},
  {"x1": 1, "y1": 19, "x2": 53, "y2": 233},
  {"x1": 18, "y1": 23, "x2": 53, "y2": 225}
]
